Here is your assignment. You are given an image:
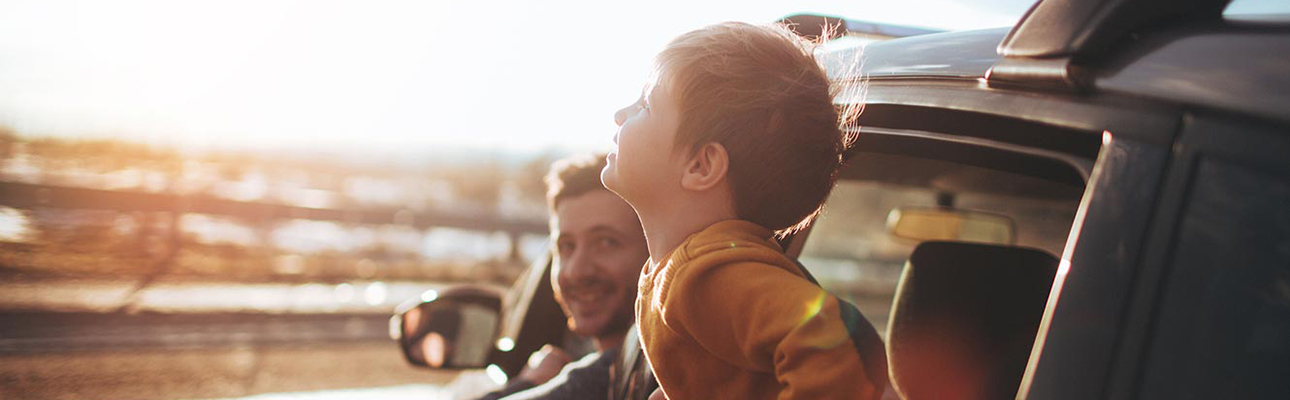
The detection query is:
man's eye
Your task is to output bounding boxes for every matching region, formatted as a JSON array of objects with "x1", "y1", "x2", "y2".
[
  {"x1": 557, "y1": 242, "x2": 574, "y2": 254},
  {"x1": 597, "y1": 237, "x2": 620, "y2": 248}
]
